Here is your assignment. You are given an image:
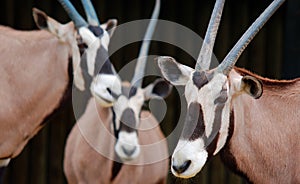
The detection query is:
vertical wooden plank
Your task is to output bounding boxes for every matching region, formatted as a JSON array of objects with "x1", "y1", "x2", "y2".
[
  {"x1": 3, "y1": 0, "x2": 15, "y2": 26},
  {"x1": 14, "y1": 0, "x2": 34, "y2": 29},
  {"x1": 227, "y1": 0, "x2": 250, "y2": 68},
  {"x1": 265, "y1": 5, "x2": 284, "y2": 79},
  {"x1": 47, "y1": 103, "x2": 72, "y2": 184},
  {"x1": 246, "y1": 0, "x2": 268, "y2": 75},
  {"x1": 28, "y1": 127, "x2": 49, "y2": 184},
  {"x1": 282, "y1": 0, "x2": 300, "y2": 79},
  {"x1": 8, "y1": 147, "x2": 30, "y2": 184}
]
